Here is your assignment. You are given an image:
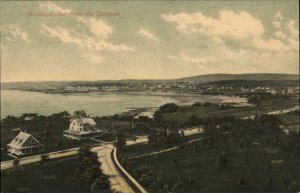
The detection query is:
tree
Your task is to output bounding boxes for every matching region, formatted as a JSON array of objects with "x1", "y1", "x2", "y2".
[
  {"x1": 44, "y1": 128, "x2": 50, "y2": 136},
  {"x1": 114, "y1": 140, "x2": 126, "y2": 151},
  {"x1": 153, "y1": 110, "x2": 162, "y2": 122},
  {"x1": 78, "y1": 145, "x2": 92, "y2": 161},
  {"x1": 3, "y1": 115, "x2": 18, "y2": 123},
  {"x1": 73, "y1": 110, "x2": 87, "y2": 119},
  {"x1": 180, "y1": 130, "x2": 185, "y2": 137},
  {"x1": 13, "y1": 158, "x2": 20, "y2": 167},
  {"x1": 219, "y1": 154, "x2": 228, "y2": 167},
  {"x1": 189, "y1": 115, "x2": 200, "y2": 126},
  {"x1": 192, "y1": 102, "x2": 202, "y2": 106},
  {"x1": 55, "y1": 138, "x2": 63, "y2": 147},
  {"x1": 159, "y1": 103, "x2": 179, "y2": 113},
  {"x1": 114, "y1": 132, "x2": 126, "y2": 151},
  {"x1": 74, "y1": 145, "x2": 110, "y2": 192},
  {"x1": 239, "y1": 177, "x2": 245, "y2": 186},
  {"x1": 91, "y1": 177, "x2": 110, "y2": 193},
  {"x1": 40, "y1": 154, "x2": 50, "y2": 165}
]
